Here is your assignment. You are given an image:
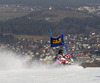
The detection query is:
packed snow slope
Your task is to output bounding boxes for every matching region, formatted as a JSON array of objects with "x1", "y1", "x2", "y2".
[{"x1": 0, "y1": 48, "x2": 100, "y2": 83}]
